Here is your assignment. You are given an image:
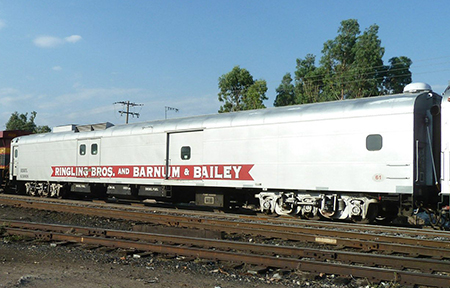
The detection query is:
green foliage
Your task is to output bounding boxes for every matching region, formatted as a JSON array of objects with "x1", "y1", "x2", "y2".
[
  {"x1": 244, "y1": 79, "x2": 268, "y2": 110},
  {"x1": 35, "y1": 125, "x2": 52, "y2": 134},
  {"x1": 383, "y1": 56, "x2": 412, "y2": 94},
  {"x1": 320, "y1": 19, "x2": 386, "y2": 100},
  {"x1": 218, "y1": 66, "x2": 268, "y2": 112},
  {"x1": 275, "y1": 19, "x2": 412, "y2": 106},
  {"x1": 6, "y1": 111, "x2": 51, "y2": 133},
  {"x1": 294, "y1": 54, "x2": 324, "y2": 104},
  {"x1": 352, "y1": 24, "x2": 385, "y2": 98},
  {"x1": 274, "y1": 73, "x2": 295, "y2": 107}
]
